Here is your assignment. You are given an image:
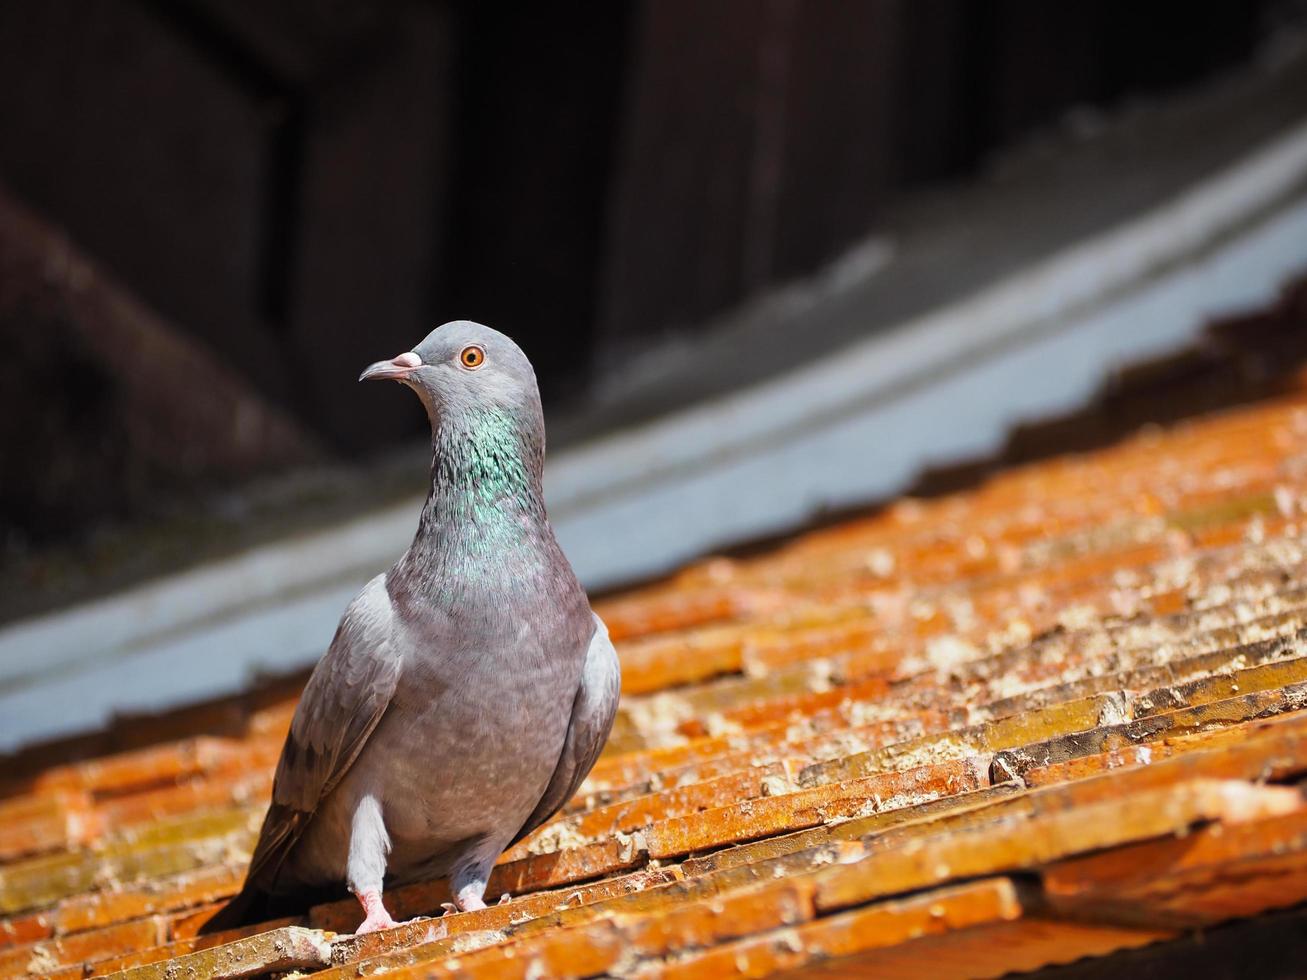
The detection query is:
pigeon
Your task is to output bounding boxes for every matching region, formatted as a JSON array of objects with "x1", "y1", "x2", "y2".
[{"x1": 205, "y1": 321, "x2": 621, "y2": 935}]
